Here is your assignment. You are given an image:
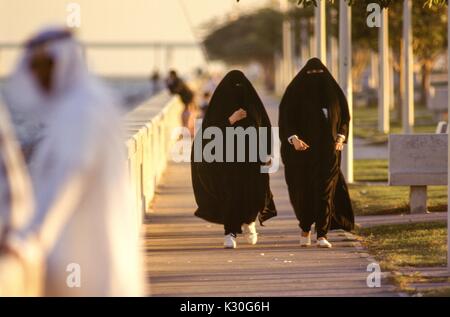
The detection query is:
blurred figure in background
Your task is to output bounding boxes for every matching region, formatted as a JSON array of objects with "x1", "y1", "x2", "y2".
[
  {"x1": 3, "y1": 27, "x2": 144, "y2": 296},
  {"x1": 0, "y1": 97, "x2": 43, "y2": 296},
  {"x1": 199, "y1": 91, "x2": 211, "y2": 119},
  {"x1": 150, "y1": 70, "x2": 163, "y2": 95},
  {"x1": 202, "y1": 74, "x2": 217, "y2": 97},
  {"x1": 198, "y1": 74, "x2": 217, "y2": 120},
  {"x1": 166, "y1": 70, "x2": 195, "y2": 130}
]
